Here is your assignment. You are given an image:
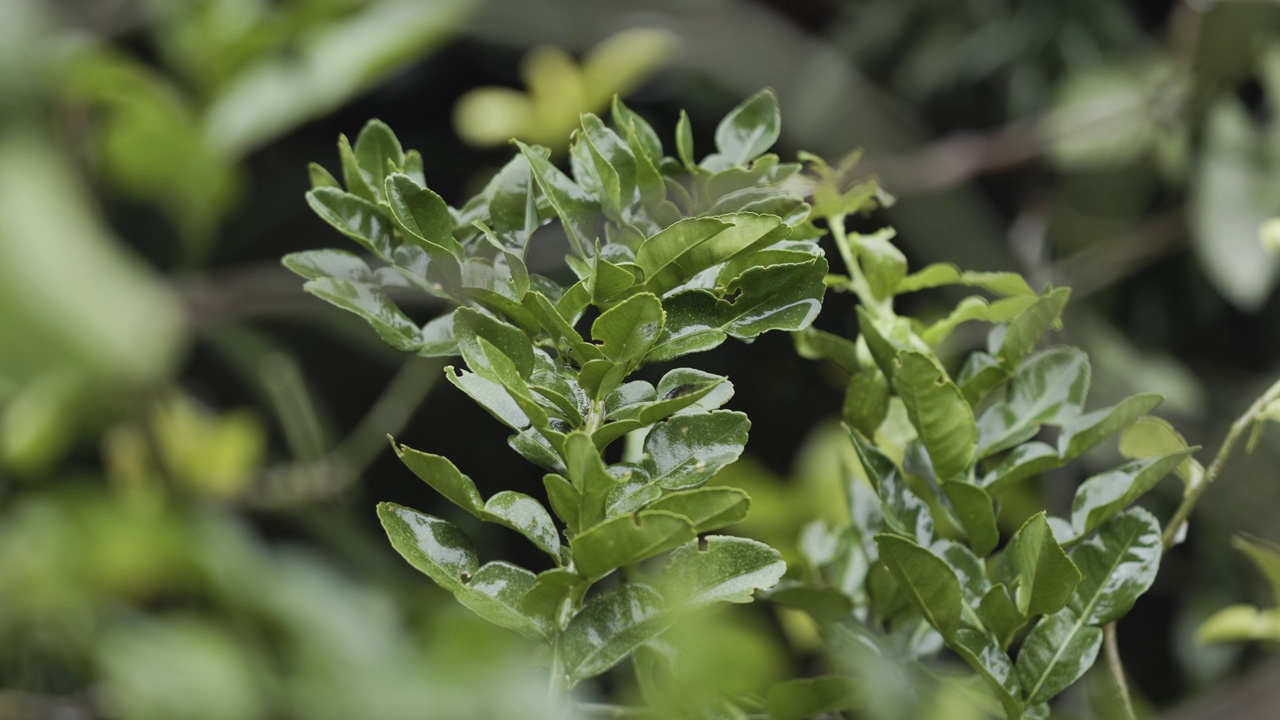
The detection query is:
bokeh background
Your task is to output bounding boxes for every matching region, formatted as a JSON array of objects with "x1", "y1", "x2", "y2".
[{"x1": 3, "y1": 0, "x2": 1280, "y2": 718}]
